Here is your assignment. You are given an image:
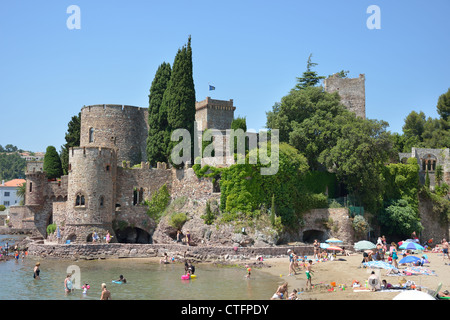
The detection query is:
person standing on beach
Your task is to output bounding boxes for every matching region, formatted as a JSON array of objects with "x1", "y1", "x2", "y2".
[
  {"x1": 442, "y1": 239, "x2": 449, "y2": 261},
  {"x1": 100, "y1": 283, "x2": 111, "y2": 300},
  {"x1": 287, "y1": 249, "x2": 296, "y2": 276},
  {"x1": 390, "y1": 242, "x2": 399, "y2": 269},
  {"x1": 185, "y1": 231, "x2": 191, "y2": 246},
  {"x1": 305, "y1": 260, "x2": 314, "y2": 289},
  {"x1": 313, "y1": 240, "x2": 320, "y2": 259}
]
